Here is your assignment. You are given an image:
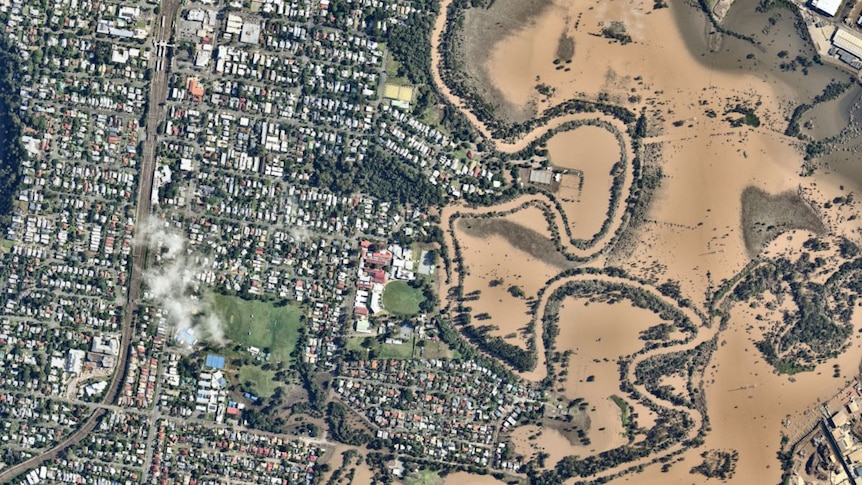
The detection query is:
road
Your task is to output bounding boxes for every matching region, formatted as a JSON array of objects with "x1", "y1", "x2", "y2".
[{"x1": 0, "y1": 0, "x2": 180, "y2": 481}]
